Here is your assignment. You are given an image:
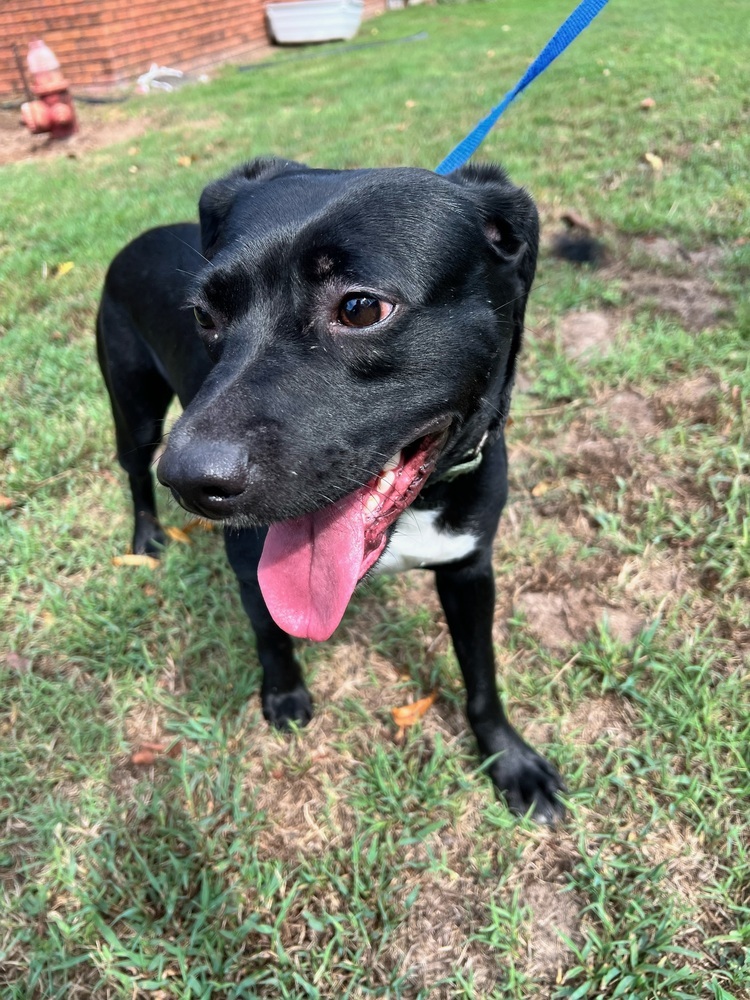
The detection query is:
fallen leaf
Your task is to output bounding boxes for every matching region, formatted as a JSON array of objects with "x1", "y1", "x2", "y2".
[
  {"x1": 130, "y1": 740, "x2": 182, "y2": 765},
  {"x1": 640, "y1": 97, "x2": 656, "y2": 109},
  {"x1": 54, "y1": 261, "x2": 74, "y2": 278},
  {"x1": 182, "y1": 518, "x2": 214, "y2": 534},
  {"x1": 0, "y1": 495, "x2": 16, "y2": 511},
  {"x1": 165, "y1": 525, "x2": 192, "y2": 544},
  {"x1": 392, "y1": 690, "x2": 438, "y2": 727},
  {"x1": 531, "y1": 480, "x2": 557, "y2": 497},
  {"x1": 176, "y1": 155, "x2": 194, "y2": 167},
  {"x1": 113, "y1": 554, "x2": 160, "y2": 569},
  {"x1": 644, "y1": 152, "x2": 664, "y2": 171}
]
